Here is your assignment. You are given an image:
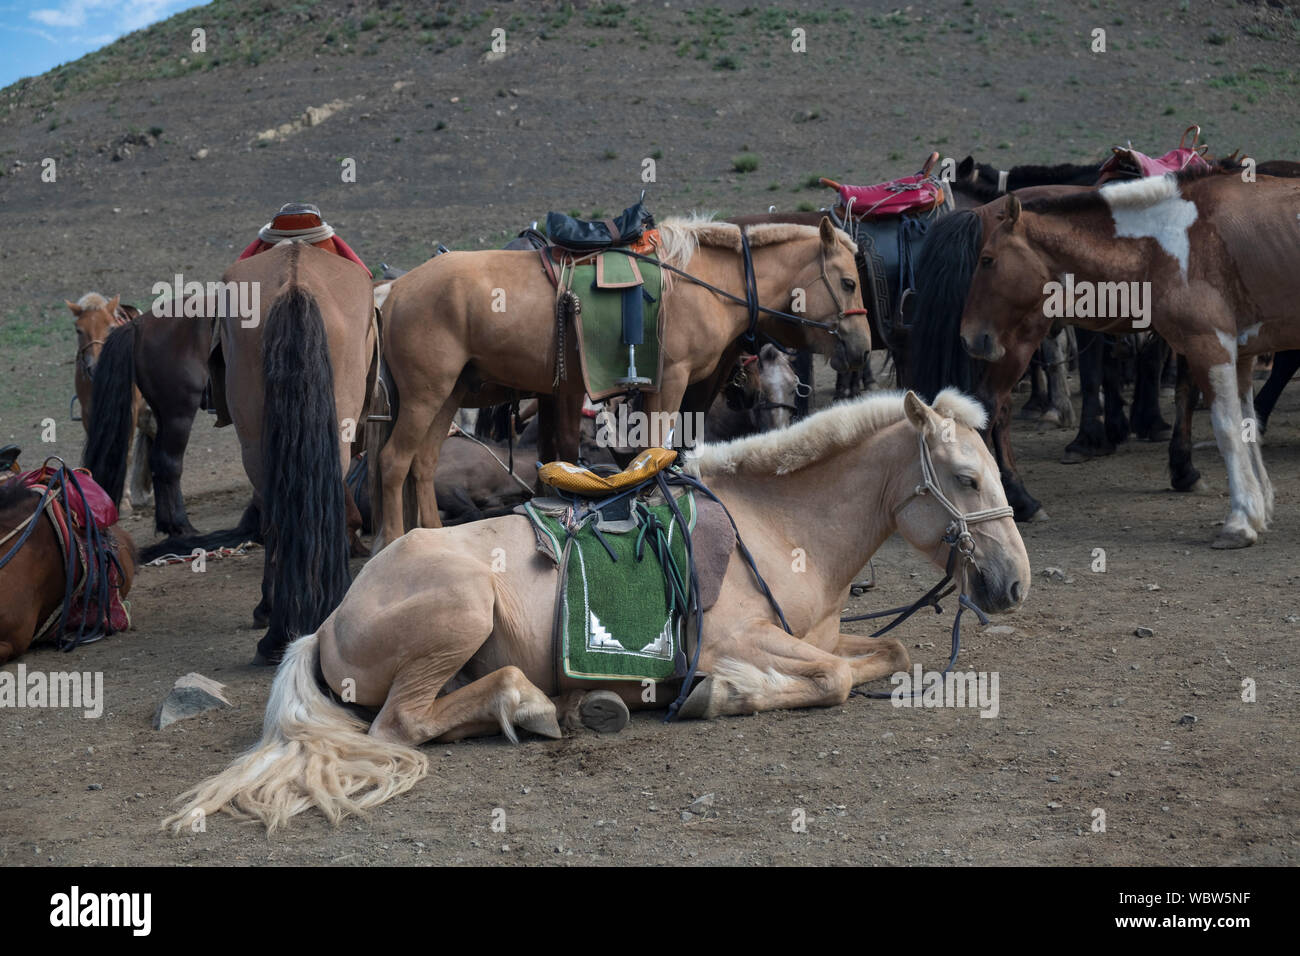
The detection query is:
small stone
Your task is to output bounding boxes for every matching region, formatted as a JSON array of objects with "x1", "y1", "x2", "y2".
[
  {"x1": 87, "y1": 783, "x2": 102, "y2": 791},
  {"x1": 191, "y1": 147, "x2": 209, "y2": 160},
  {"x1": 1039, "y1": 567, "x2": 1067, "y2": 582},
  {"x1": 1146, "y1": 583, "x2": 1161, "y2": 591},
  {"x1": 153, "y1": 673, "x2": 232, "y2": 729},
  {"x1": 1046, "y1": 774, "x2": 1060, "y2": 783},
  {"x1": 1047, "y1": 801, "x2": 1062, "y2": 809},
  {"x1": 986, "y1": 625, "x2": 1016, "y2": 635},
  {"x1": 1134, "y1": 626, "x2": 1155, "y2": 638},
  {"x1": 1178, "y1": 713, "x2": 1197, "y2": 727},
  {"x1": 1109, "y1": 770, "x2": 1122, "y2": 777}
]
